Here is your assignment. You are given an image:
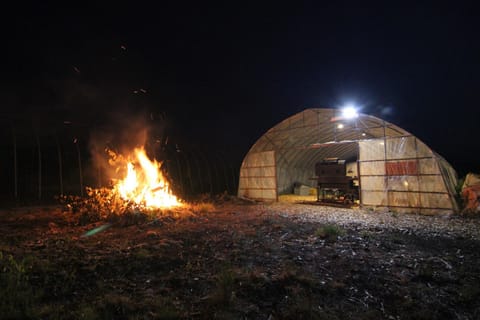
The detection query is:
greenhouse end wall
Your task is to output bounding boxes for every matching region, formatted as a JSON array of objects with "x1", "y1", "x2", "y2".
[
  {"x1": 238, "y1": 151, "x2": 277, "y2": 201},
  {"x1": 359, "y1": 137, "x2": 457, "y2": 214}
]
